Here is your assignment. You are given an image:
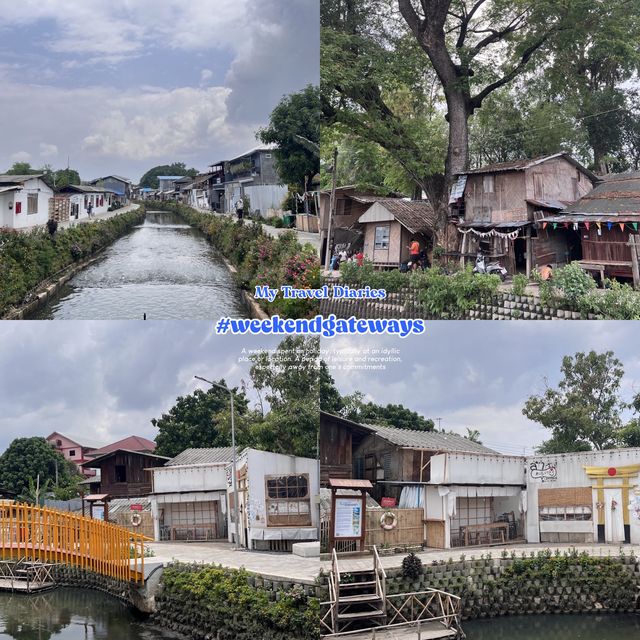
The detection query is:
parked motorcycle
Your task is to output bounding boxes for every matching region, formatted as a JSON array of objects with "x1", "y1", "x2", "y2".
[{"x1": 473, "y1": 251, "x2": 508, "y2": 281}]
